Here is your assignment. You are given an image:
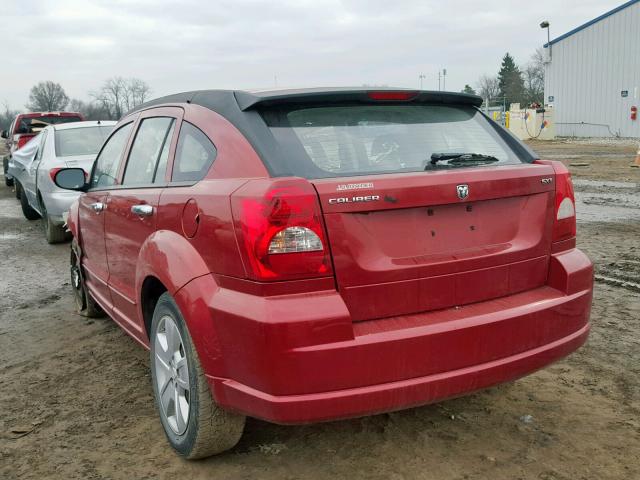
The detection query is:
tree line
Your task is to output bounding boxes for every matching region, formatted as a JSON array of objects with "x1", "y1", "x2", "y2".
[
  {"x1": 0, "y1": 77, "x2": 152, "y2": 130},
  {"x1": 462, "y1": 49, "x2": 545, "y2": 108}
]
